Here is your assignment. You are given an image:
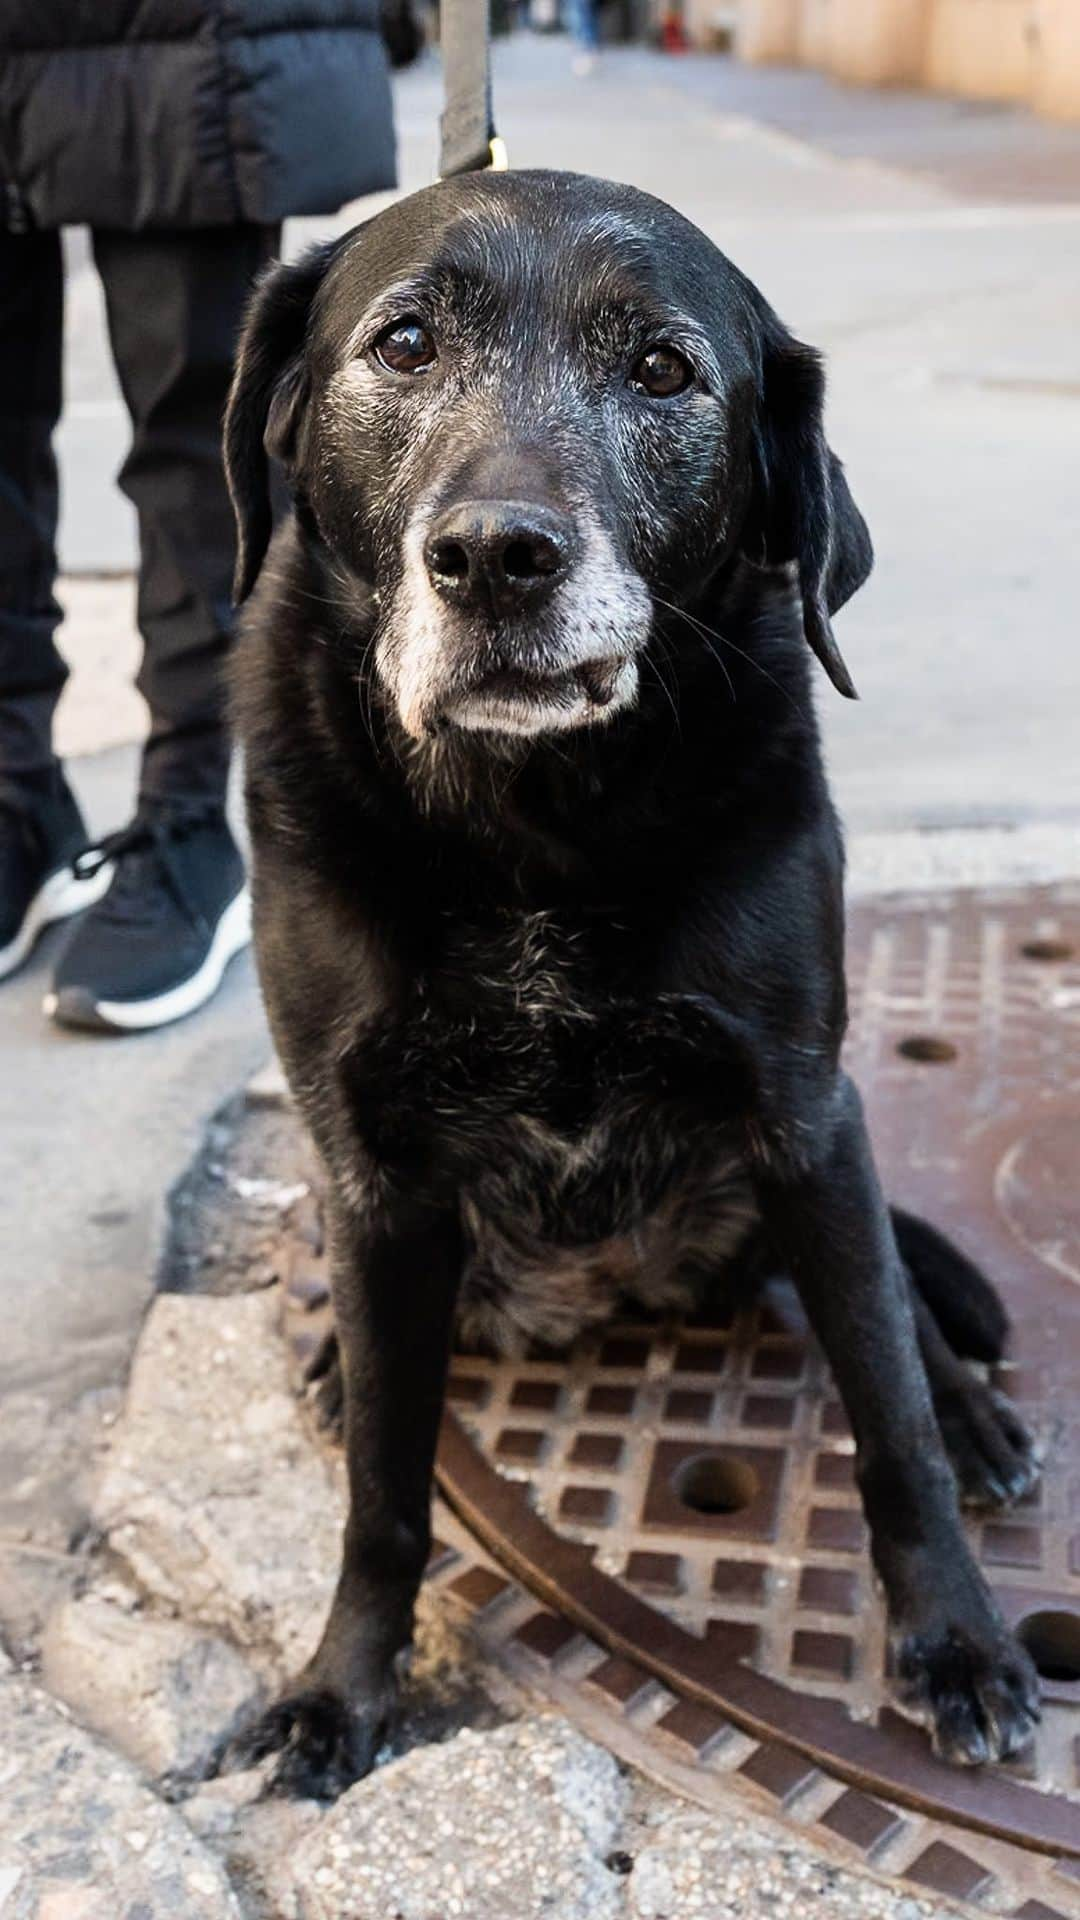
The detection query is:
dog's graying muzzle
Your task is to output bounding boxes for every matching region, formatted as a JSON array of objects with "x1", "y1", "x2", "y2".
[{"x1": 424, "y1": 500, "x2": 575, "y2": 617}]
